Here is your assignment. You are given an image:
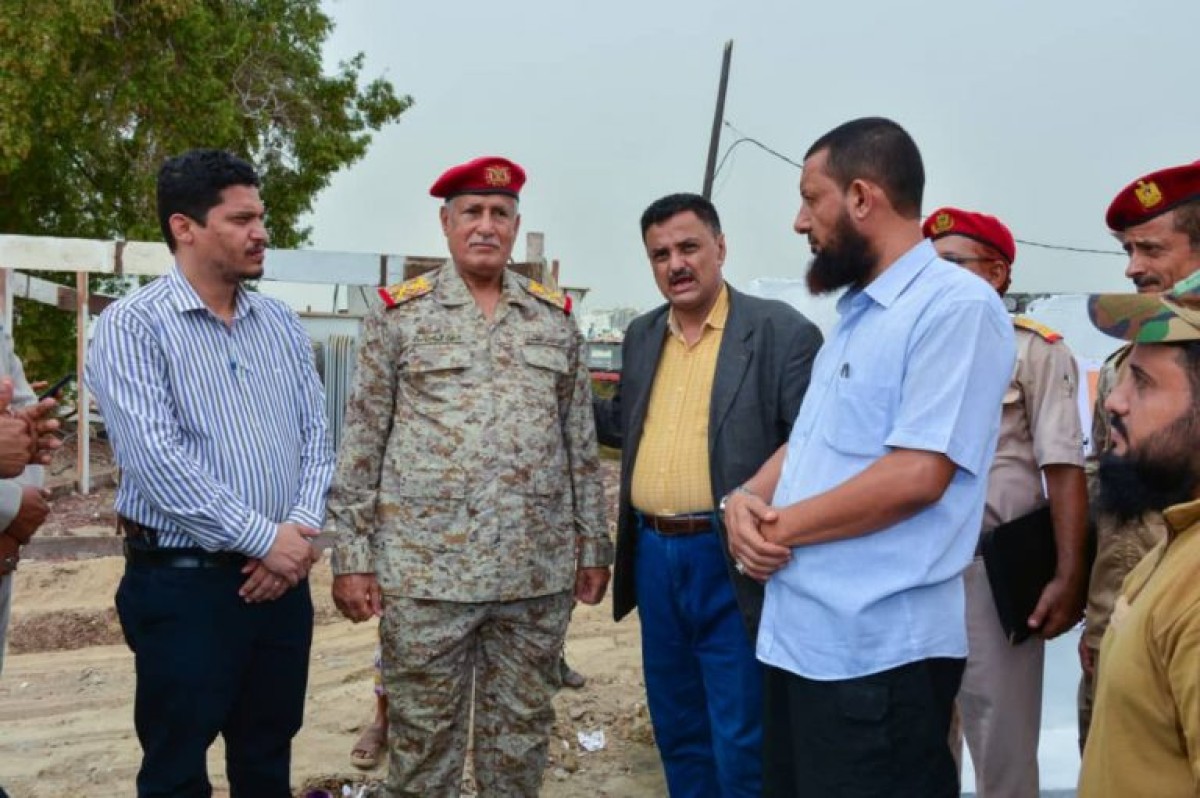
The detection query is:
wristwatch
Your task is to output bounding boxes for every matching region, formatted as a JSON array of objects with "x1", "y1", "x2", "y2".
[{"x1": 717, "y1": 485, "x2": 756, "y2": 514}]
